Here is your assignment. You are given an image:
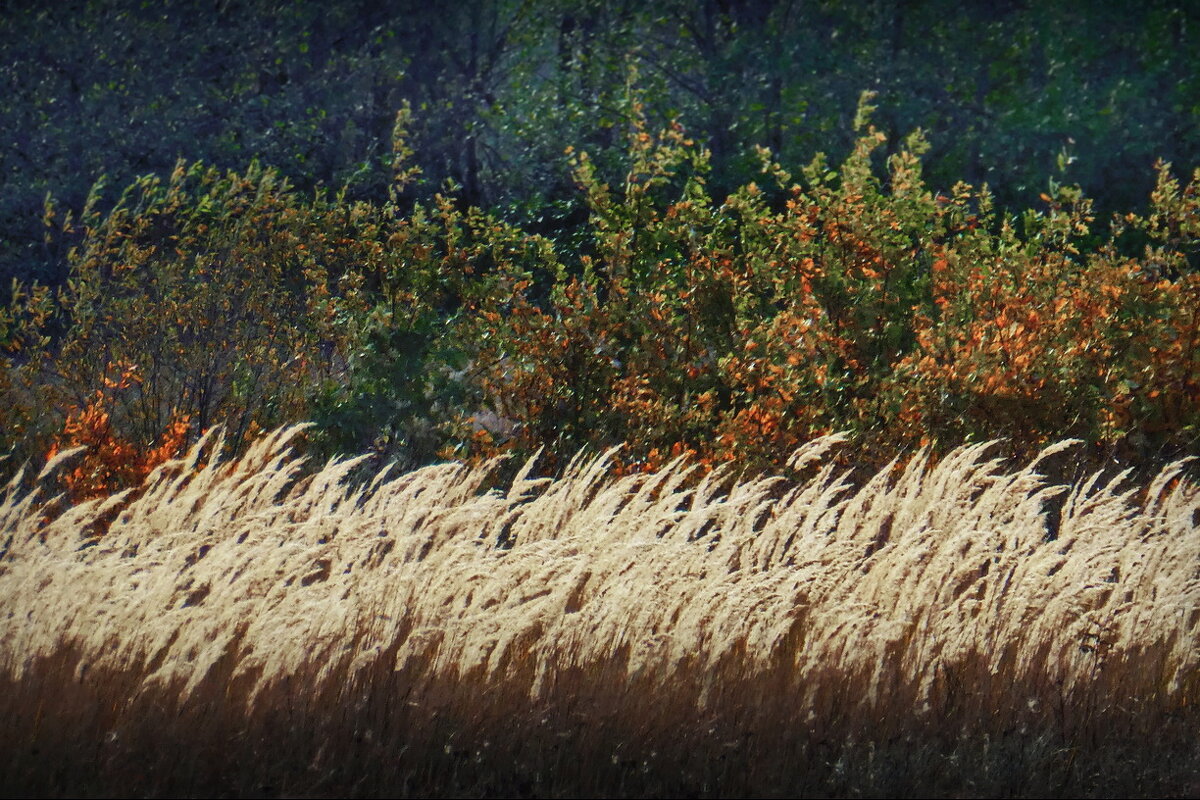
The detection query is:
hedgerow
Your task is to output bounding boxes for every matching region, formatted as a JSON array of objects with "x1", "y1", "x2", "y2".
[{"x1": 3, "y1": 97, "x2": 1197, "y2": 487}]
